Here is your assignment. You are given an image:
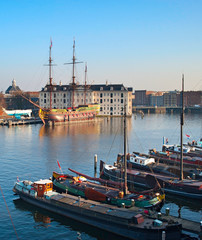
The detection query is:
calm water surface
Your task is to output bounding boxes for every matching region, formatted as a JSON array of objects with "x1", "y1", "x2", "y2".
[{"x1": 0, "y1": 113, "x2": 201, "y2": 240}]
